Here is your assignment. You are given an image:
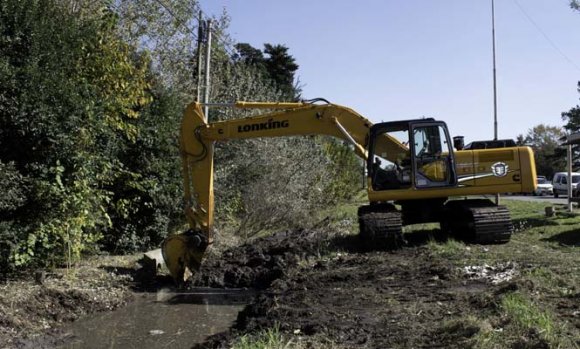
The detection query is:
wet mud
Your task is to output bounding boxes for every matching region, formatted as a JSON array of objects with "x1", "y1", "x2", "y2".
[
  {"x1": 57, "y1": 289, "x2": 253, "y2": 349},
  {"x1": 191, "y1": 229, "x2": 334, "y2": 290},
  {"x1": 193, "y1": 229, "x2": 559, "y2": 348}
]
